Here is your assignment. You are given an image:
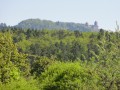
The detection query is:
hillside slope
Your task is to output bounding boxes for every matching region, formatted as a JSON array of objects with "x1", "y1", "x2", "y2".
[{"x1": 16, "y1": 19, "x2": 99, "y2": 32}]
